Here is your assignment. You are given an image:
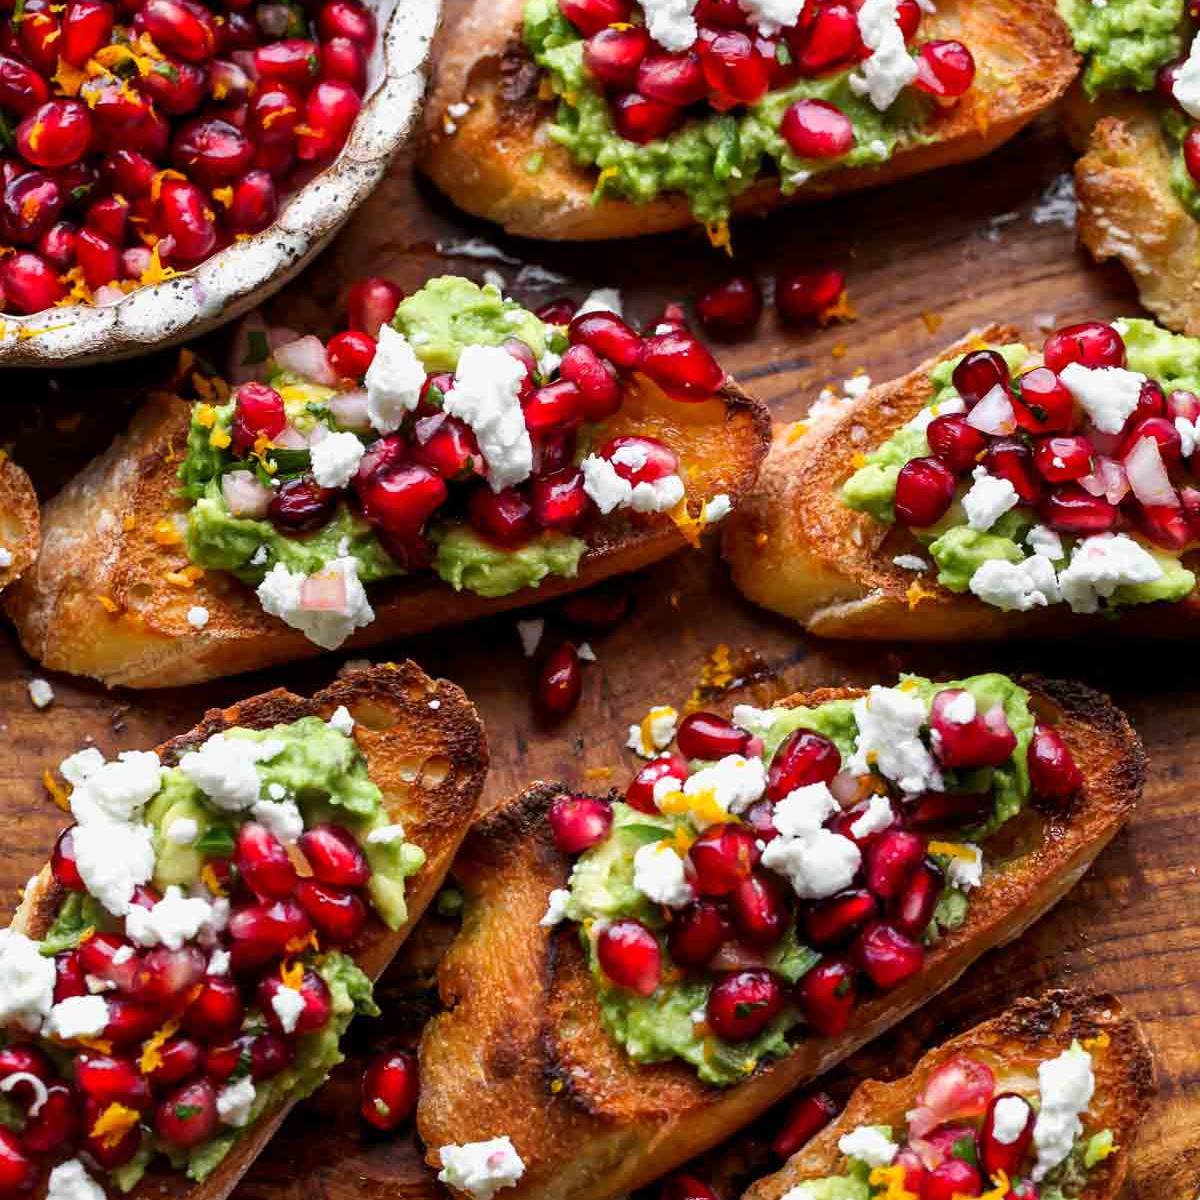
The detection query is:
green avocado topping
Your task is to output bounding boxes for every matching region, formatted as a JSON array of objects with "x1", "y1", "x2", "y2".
[{"x1": 1057, "y1": 0, "x2": 1184, "y2": 95}]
